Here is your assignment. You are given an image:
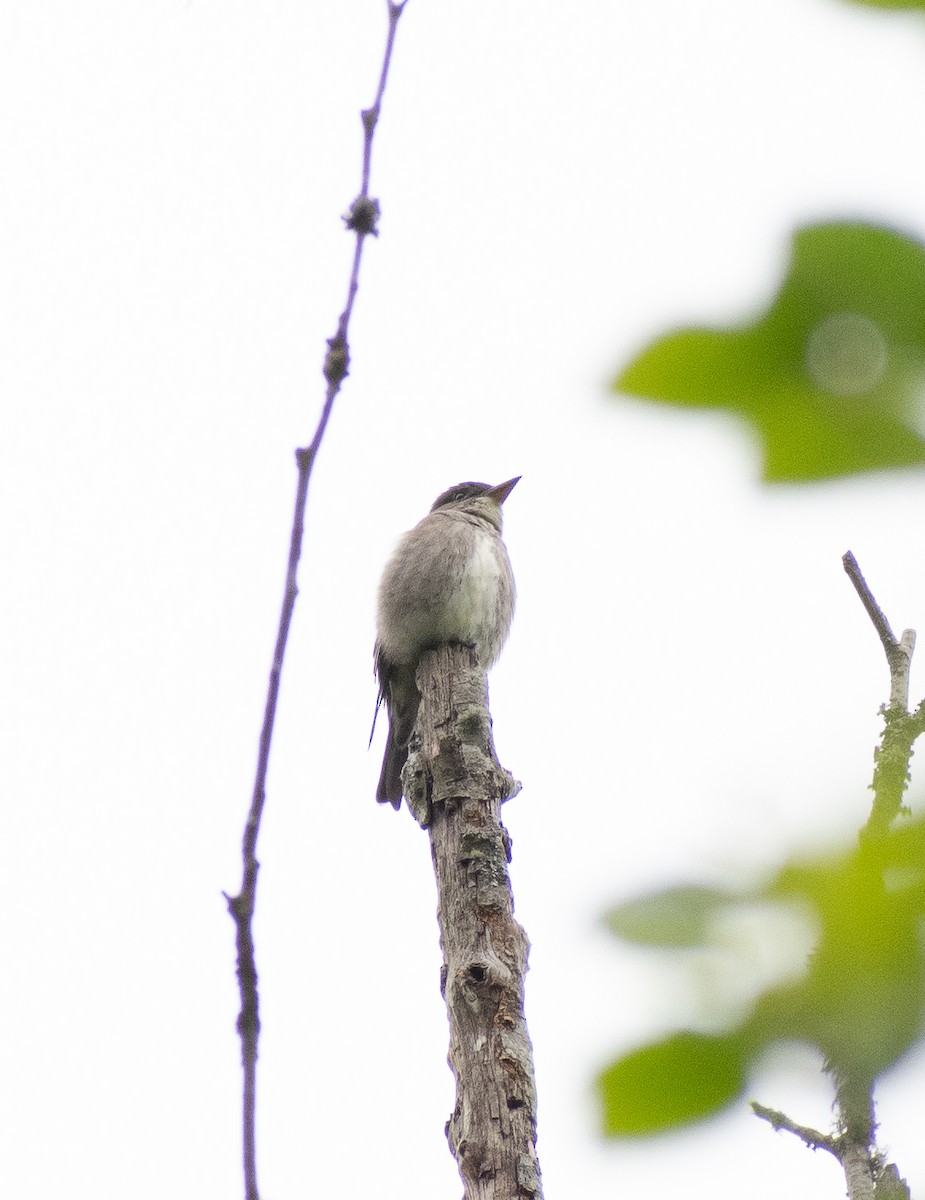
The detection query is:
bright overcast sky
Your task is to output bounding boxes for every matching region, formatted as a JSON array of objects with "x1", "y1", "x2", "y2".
[{"x1": 4, "y1": 1, "x2": 925, "y2": 1197}]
